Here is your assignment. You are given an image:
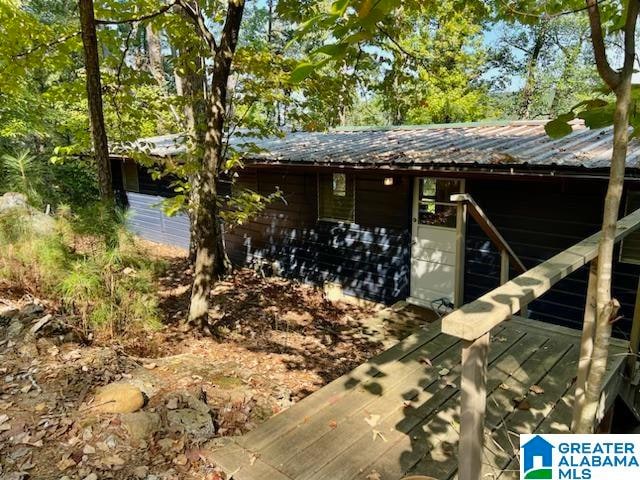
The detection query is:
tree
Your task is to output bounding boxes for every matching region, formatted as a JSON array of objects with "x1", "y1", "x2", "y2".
[
  {"x1": 494, "y1": 13, "x2": 598, "y2": 120},
  {"x1": 541, "y1": 0, "x2": 640, "y2": 432},
  {"x1": 172, "y1": 0, "x2": 246, "y2": 328},
  {"x1": 79, "y1": 0, "x2": 113, "y2": 201},
  {"x1": 572, "y1": 0, "x2": 639, "y2": 433}
]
